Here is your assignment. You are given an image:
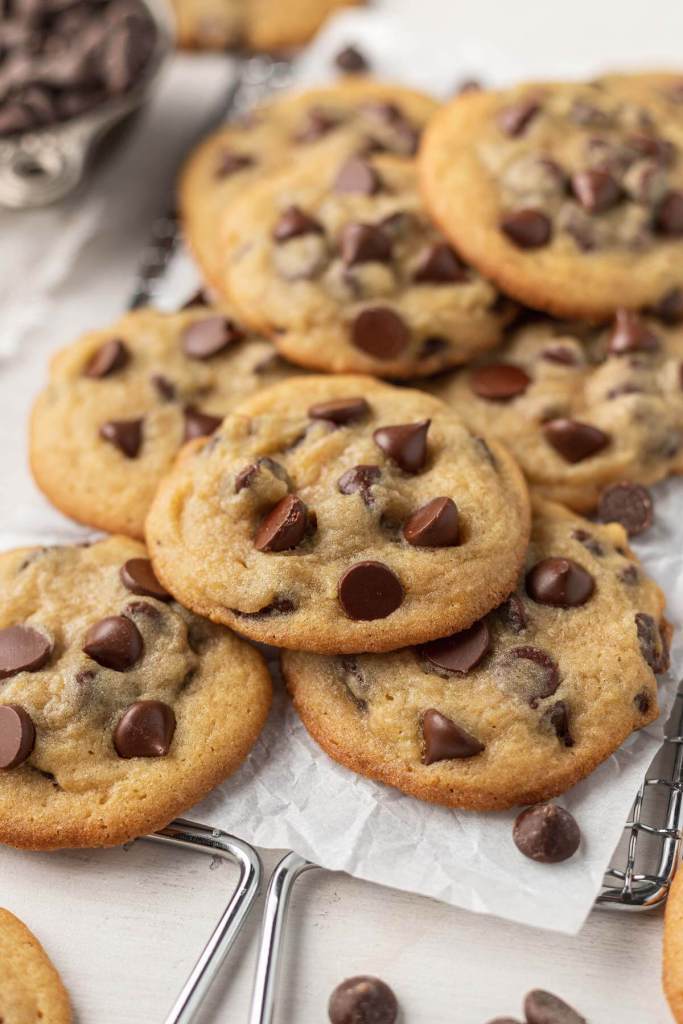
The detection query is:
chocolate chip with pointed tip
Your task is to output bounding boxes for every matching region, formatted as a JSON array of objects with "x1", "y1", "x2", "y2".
[
  {"x1": 470, "y1": 363, "x2": 531, "y2": 401},
  {"x1": 656, "y1": 190, "x2": 683, "y2": 235},
  {"x1": 412, "y1": 242, "x2": 466, "y2": 283},
  {"x1": 608, "y1": 309, "x2": 659, "y2": 355},
  {"x1": 83, "y1": 338, "x2": 129, "y2": 378},
  {"x1": 497, "y1": 98, "x2": 540, "y2": 136},
  {"x1": 543, "y1": 418, "x2": 609, "y2": 463},
  {"x1": 500, "y1": 208, "x2": 552, "y2": 248},
  {"x1": 420, "y1": 619, "x2": 489, "y2": 673},
  {"x1": 338, "y1": 561, "x2": 403, "y2": 620},
  {"x1": 421, "y1": 709, "x2": 484, "y2": 764},
  {"x1": 99, "y1": 418, "x2": 143, "y2": 458},
  {"x1": 524, "y1": 988, "x2": 586, "y2": 1023},
  {"x1": 254, "y1": 495, "x2": 309, "y2": 552},
  {"x1": 351, "y1": 307, "x2": 411, "y2": 359},
  {"x1": 513, "y1": 805, "x2": 581, "y2": 864},
  {"x1": 597, "y1": 482, "x2": 653, "y2": 537},
  {"x1": 82, "y1": 615, "x2": 143, "y2": 671},
  {"x1": 0, "y1": 625, "x2": 52, "y2": 680},
  {"x1": 339, "y1": 222, "x2": 392, "y2": 266},
  {"x1": 308, "y1": 397, "x2": 369, "y2": 424},
  {"x1": 636, "y1": 612, "x2": 669, "y2": 673},
  {"x1": 571, "y1": 168, "x2": 621, "y2": 212},
  {"x1": 183, "y1": 406, "x2": 222, "y2": 442},
  {"x1": 334, "y1": 44, "x2": 370, "y2": 73},
  {"x1": 373, "y1": 419, "x2": 430, "y2": 473},
  {"x1": 182, "y1": 316, "x2": 243, "y2": 359},
  {"x1": 179, "y1": 288, "x2": 209, "y2": 310},
  {"x1": 273, "y1": 205, "x2": 324, "y2": 243},
  {"x1": 328, "y1": 976, "x2": 397, "y2": 1024},
  {"x1": 114, "y1": 700, "x2": 176, "y2": 758},
  {"x1": 546, "y1": 700, "x2": 574, "y2": 746},
  {"x1": 337, "y1": 465, "x2": 381, "y2": 505},
  {"x1": 333, "y1": 156, "x2": 381, "y2": 195},
  {"x1": 526, "y1": 558, "x2": 595, "y2": 608},
  {"x1": 120, "y1": 559, "x2": 170, "y2": 600},
  {"x1": 215, "y1": 151, "x2": 254, "y2": 179},
  {"x1": 0, "y1": 705, "x2": 36, "y2": 769},
  {"x1": 403, "y1": 497, "x2": 459, "y2": 547}
]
